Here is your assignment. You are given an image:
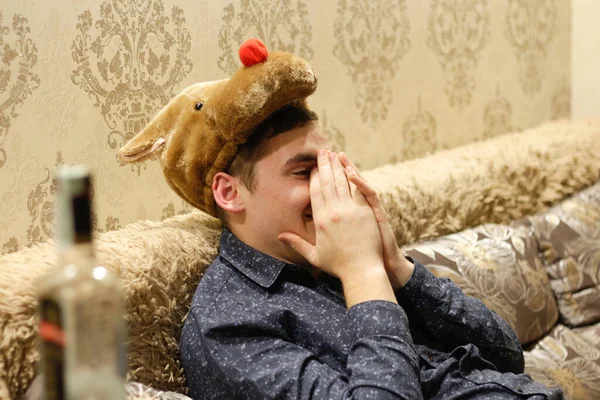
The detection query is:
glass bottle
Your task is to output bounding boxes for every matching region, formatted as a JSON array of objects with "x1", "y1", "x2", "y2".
[{"x1": 38, "y1": 165, "x2": 126, "y2": 400}]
